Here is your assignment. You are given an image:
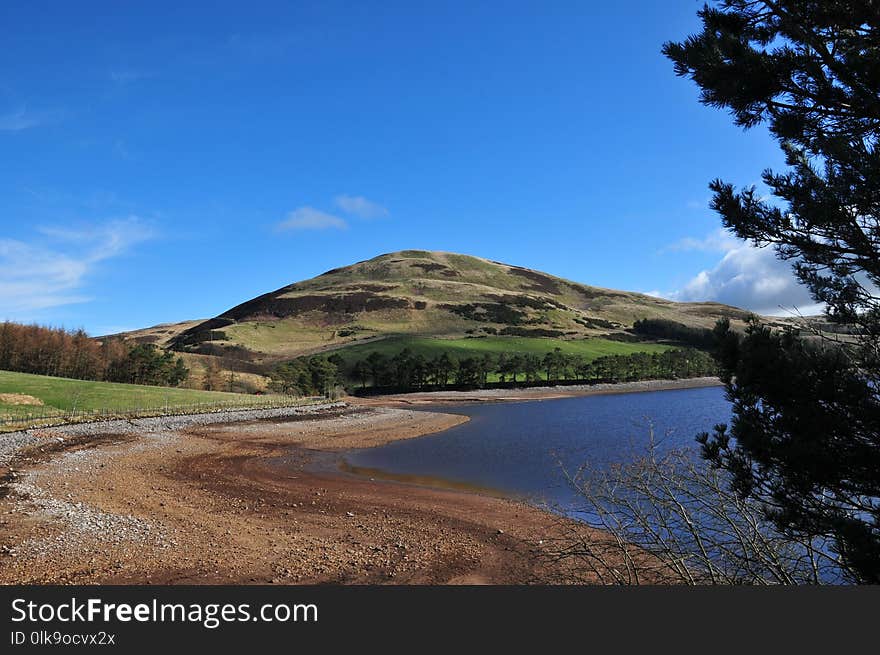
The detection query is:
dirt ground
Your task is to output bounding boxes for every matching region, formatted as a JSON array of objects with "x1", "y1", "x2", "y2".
[{"x1": 0, "y1": 404, "x2": 601, "y2": 585}]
